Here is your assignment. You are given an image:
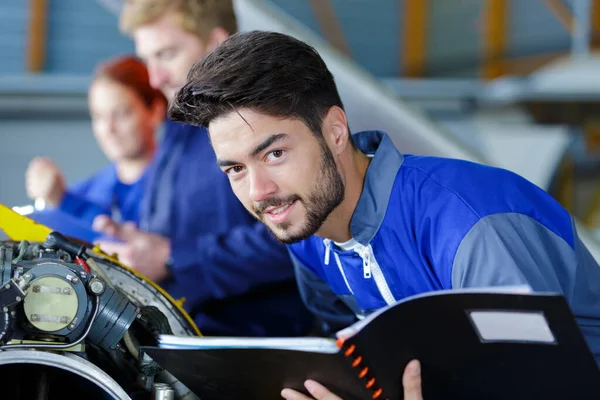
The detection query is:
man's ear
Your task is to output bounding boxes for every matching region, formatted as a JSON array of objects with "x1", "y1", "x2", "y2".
[
  {"x1": 206, "y1": 27, "x2": 231, "y2": 52},
  {"x1": 322, "y1": 106, "x2": 350, "y2": 156}
]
